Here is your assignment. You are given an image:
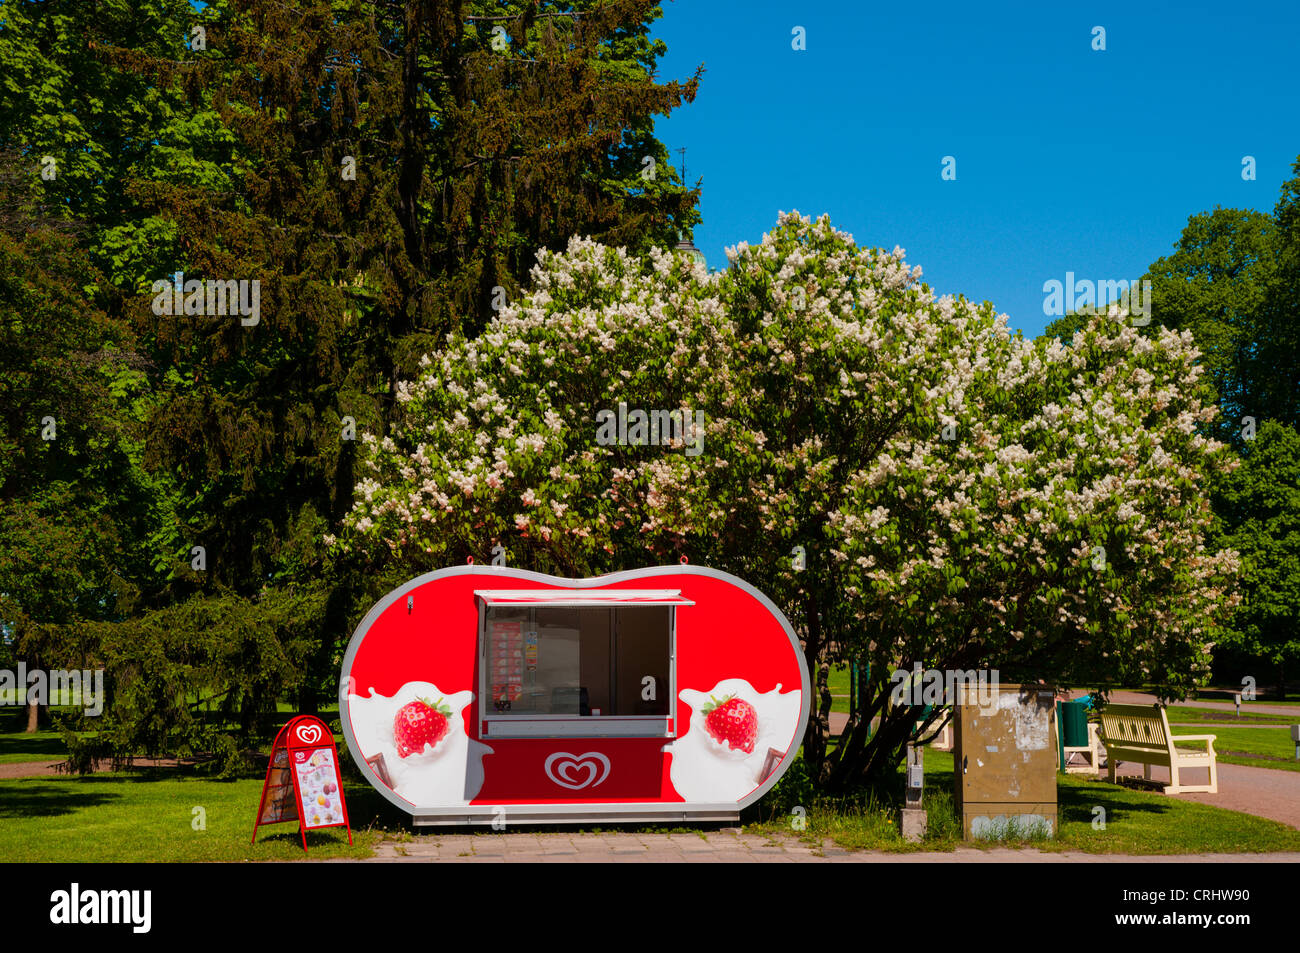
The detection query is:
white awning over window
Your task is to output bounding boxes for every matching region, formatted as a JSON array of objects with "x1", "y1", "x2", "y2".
[{"x1": 474, "y1": 589, "x2": 694, "y2": 607}]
